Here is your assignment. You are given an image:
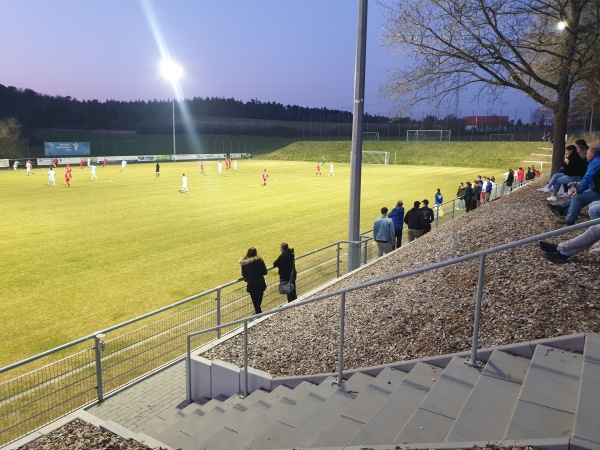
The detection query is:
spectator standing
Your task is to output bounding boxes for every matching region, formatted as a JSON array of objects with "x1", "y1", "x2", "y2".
[
  {"x1": 464, "y1": 182, "x2": 476, "y2": 211},
  {"x1": 506, "y1": 169, "x2": 515, "y2": 192},
  {"x1": 374, "y1": 207, "x2": 396, "y2": 257},
  {"x1": 473, "y1": 180, "x2": 482, "y2": 208},
  {"x1": 387, "y1": 201, "x2": 405, "y2": 248},
  {"x1": 404, "y1": 201, "x2": 426, "y2": 242},
  {"x1": 421, "y1": 199, "x2": 435, "y2": 235},
  {"x1": 517, "y1": 167, "x2": 525, "y2": 186},
  {"x1": 240, "y1": 248, "x2": 268, "y2": 314},
  {"x1": 456, "y1": 183, "x2": 466, "y2": 210},
  {"x1": 273, "y1": 242, "x2": 297, "y2": 302},
  {"x1": 484, "y1": 177, "x2": 493, "y2": 203},
  {"x1": 434, "y1": 189, "x2": 443, "y2": 218}
]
